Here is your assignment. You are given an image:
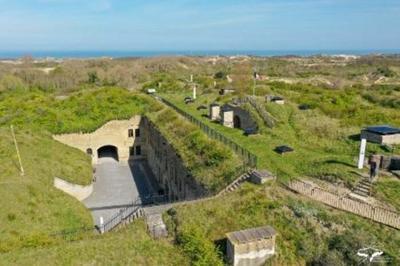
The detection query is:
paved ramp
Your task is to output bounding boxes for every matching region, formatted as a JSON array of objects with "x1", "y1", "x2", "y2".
[{"x1": 83, "y1": 158, "x2": 158, "y2": 227}]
